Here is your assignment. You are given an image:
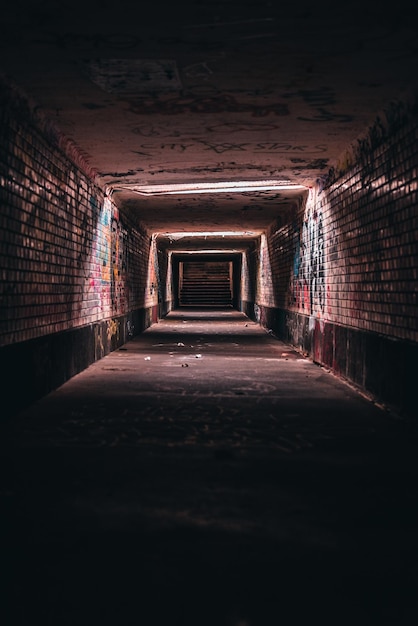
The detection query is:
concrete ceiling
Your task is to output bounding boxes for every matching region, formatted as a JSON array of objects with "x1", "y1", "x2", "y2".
[{"x1": 2, "y1": 0, "x2": 418, "y2": 238}]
